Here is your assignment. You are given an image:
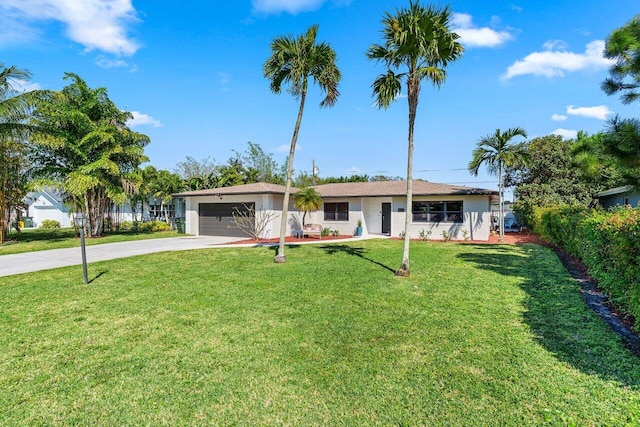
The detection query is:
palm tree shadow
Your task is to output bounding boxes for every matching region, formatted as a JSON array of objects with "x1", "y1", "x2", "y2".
[
  {"x1": 457, "y1": 245, "x2": 640, "y2": 388},
  {"x1": 317, "y1": 244, "x2": 395, "y2": 273}
]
